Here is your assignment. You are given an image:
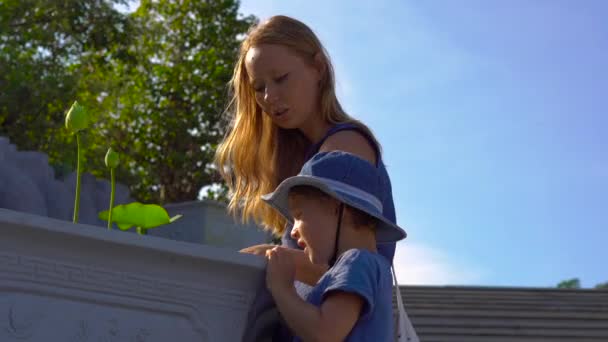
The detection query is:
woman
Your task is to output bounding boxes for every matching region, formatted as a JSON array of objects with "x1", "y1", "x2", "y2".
[{"x1": 215, "y1": 13, "x2": 397, "y2": 309}]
